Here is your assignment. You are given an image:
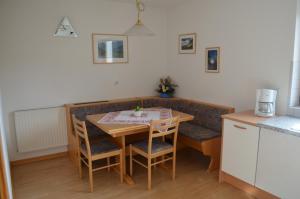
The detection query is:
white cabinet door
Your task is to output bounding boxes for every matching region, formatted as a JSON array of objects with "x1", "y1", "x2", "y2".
[
  {"x1": 256, "y1": 128, "x2": 300, "y2": 198},
  {"x1": 222, "y1": 119, "x2": 260, "y2": 185}
]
